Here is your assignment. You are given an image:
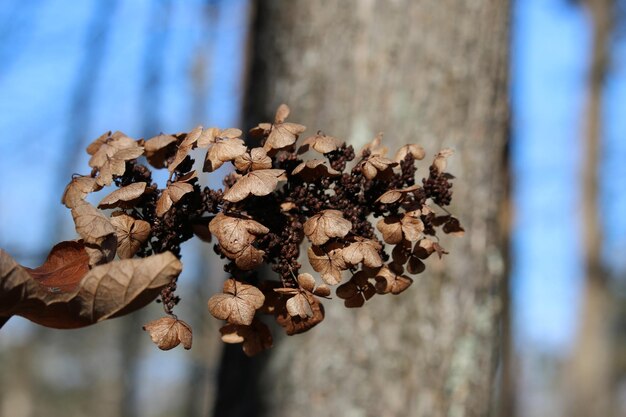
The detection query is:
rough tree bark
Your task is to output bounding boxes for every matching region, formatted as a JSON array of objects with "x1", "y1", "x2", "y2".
[{"x1": 216, "y1": 1, "x2": 510, "y2": 416}]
